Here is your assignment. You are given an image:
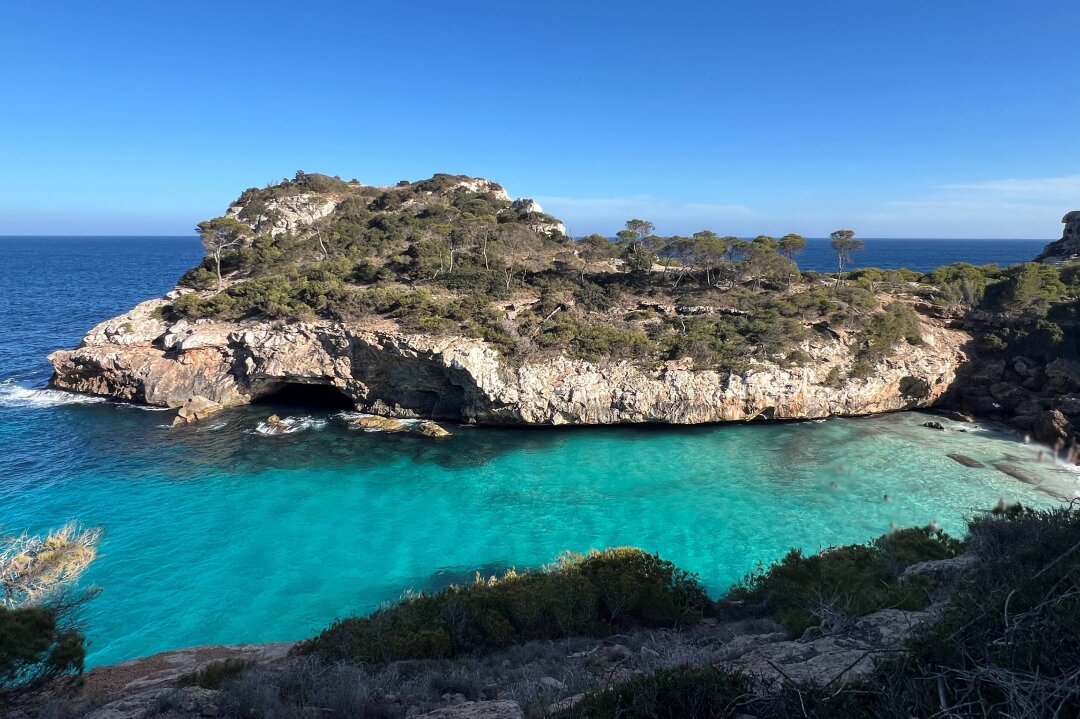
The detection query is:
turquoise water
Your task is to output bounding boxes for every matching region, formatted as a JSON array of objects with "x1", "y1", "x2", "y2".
[{"x1": 0, "y1": 237, "x2": 1076, "y2": 669}]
